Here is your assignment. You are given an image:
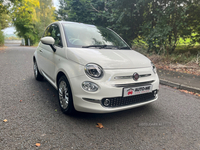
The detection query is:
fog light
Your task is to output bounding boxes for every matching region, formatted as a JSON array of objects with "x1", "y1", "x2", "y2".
[
  {"x1": 154, "y1": 90, "x2": 158, "y2": 96},
  {"x1": 82, "y1": 81, "x2": 99, "y2": 92},
  {"x1": 104, "y1": 99, "x2": 110, "y2": 106}
]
